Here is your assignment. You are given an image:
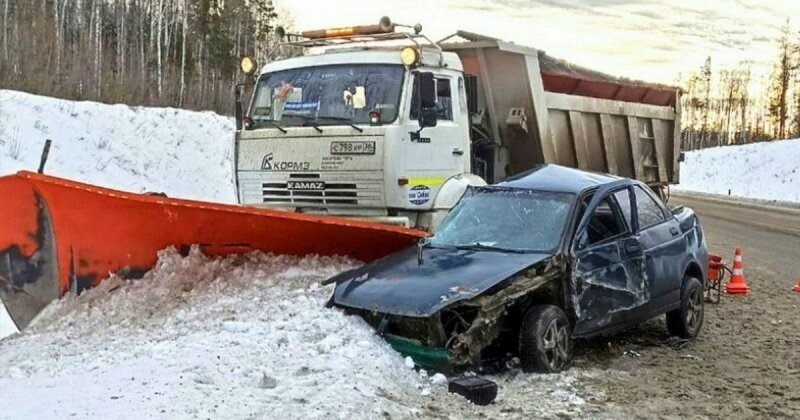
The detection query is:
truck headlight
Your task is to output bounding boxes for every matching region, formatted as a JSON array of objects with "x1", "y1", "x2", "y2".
[
  {"x1": 400, "y1": 47, "x2": 420, "y2": 67},
  {"x1": 240, "y1": 56, "x2": 258, "y2": 75}
]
